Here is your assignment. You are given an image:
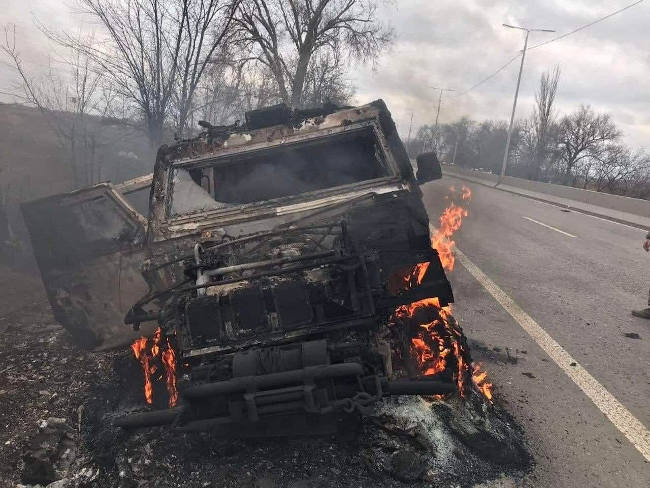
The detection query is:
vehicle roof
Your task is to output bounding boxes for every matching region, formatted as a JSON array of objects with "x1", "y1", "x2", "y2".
[{"x1": 161, "y1": 100, "x2": 407, "y2": 167}]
